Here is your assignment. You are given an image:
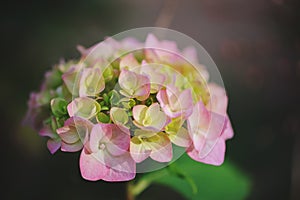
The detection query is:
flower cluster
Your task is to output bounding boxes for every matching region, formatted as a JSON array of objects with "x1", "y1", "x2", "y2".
[{"x1": 24, "y1": 34, "x2": 233, "y2": 182}]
